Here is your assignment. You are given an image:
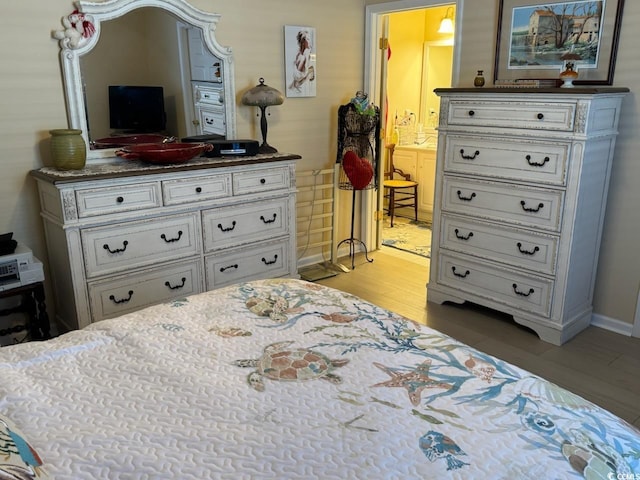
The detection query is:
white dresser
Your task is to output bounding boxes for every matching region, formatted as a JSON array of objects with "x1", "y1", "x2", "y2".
[
  {"x1": 427, "y1": 88, "x2": 628, "y2": 345},
  {"x1": 31, "y1": 154, "x2": 299, "y2": 331}
]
